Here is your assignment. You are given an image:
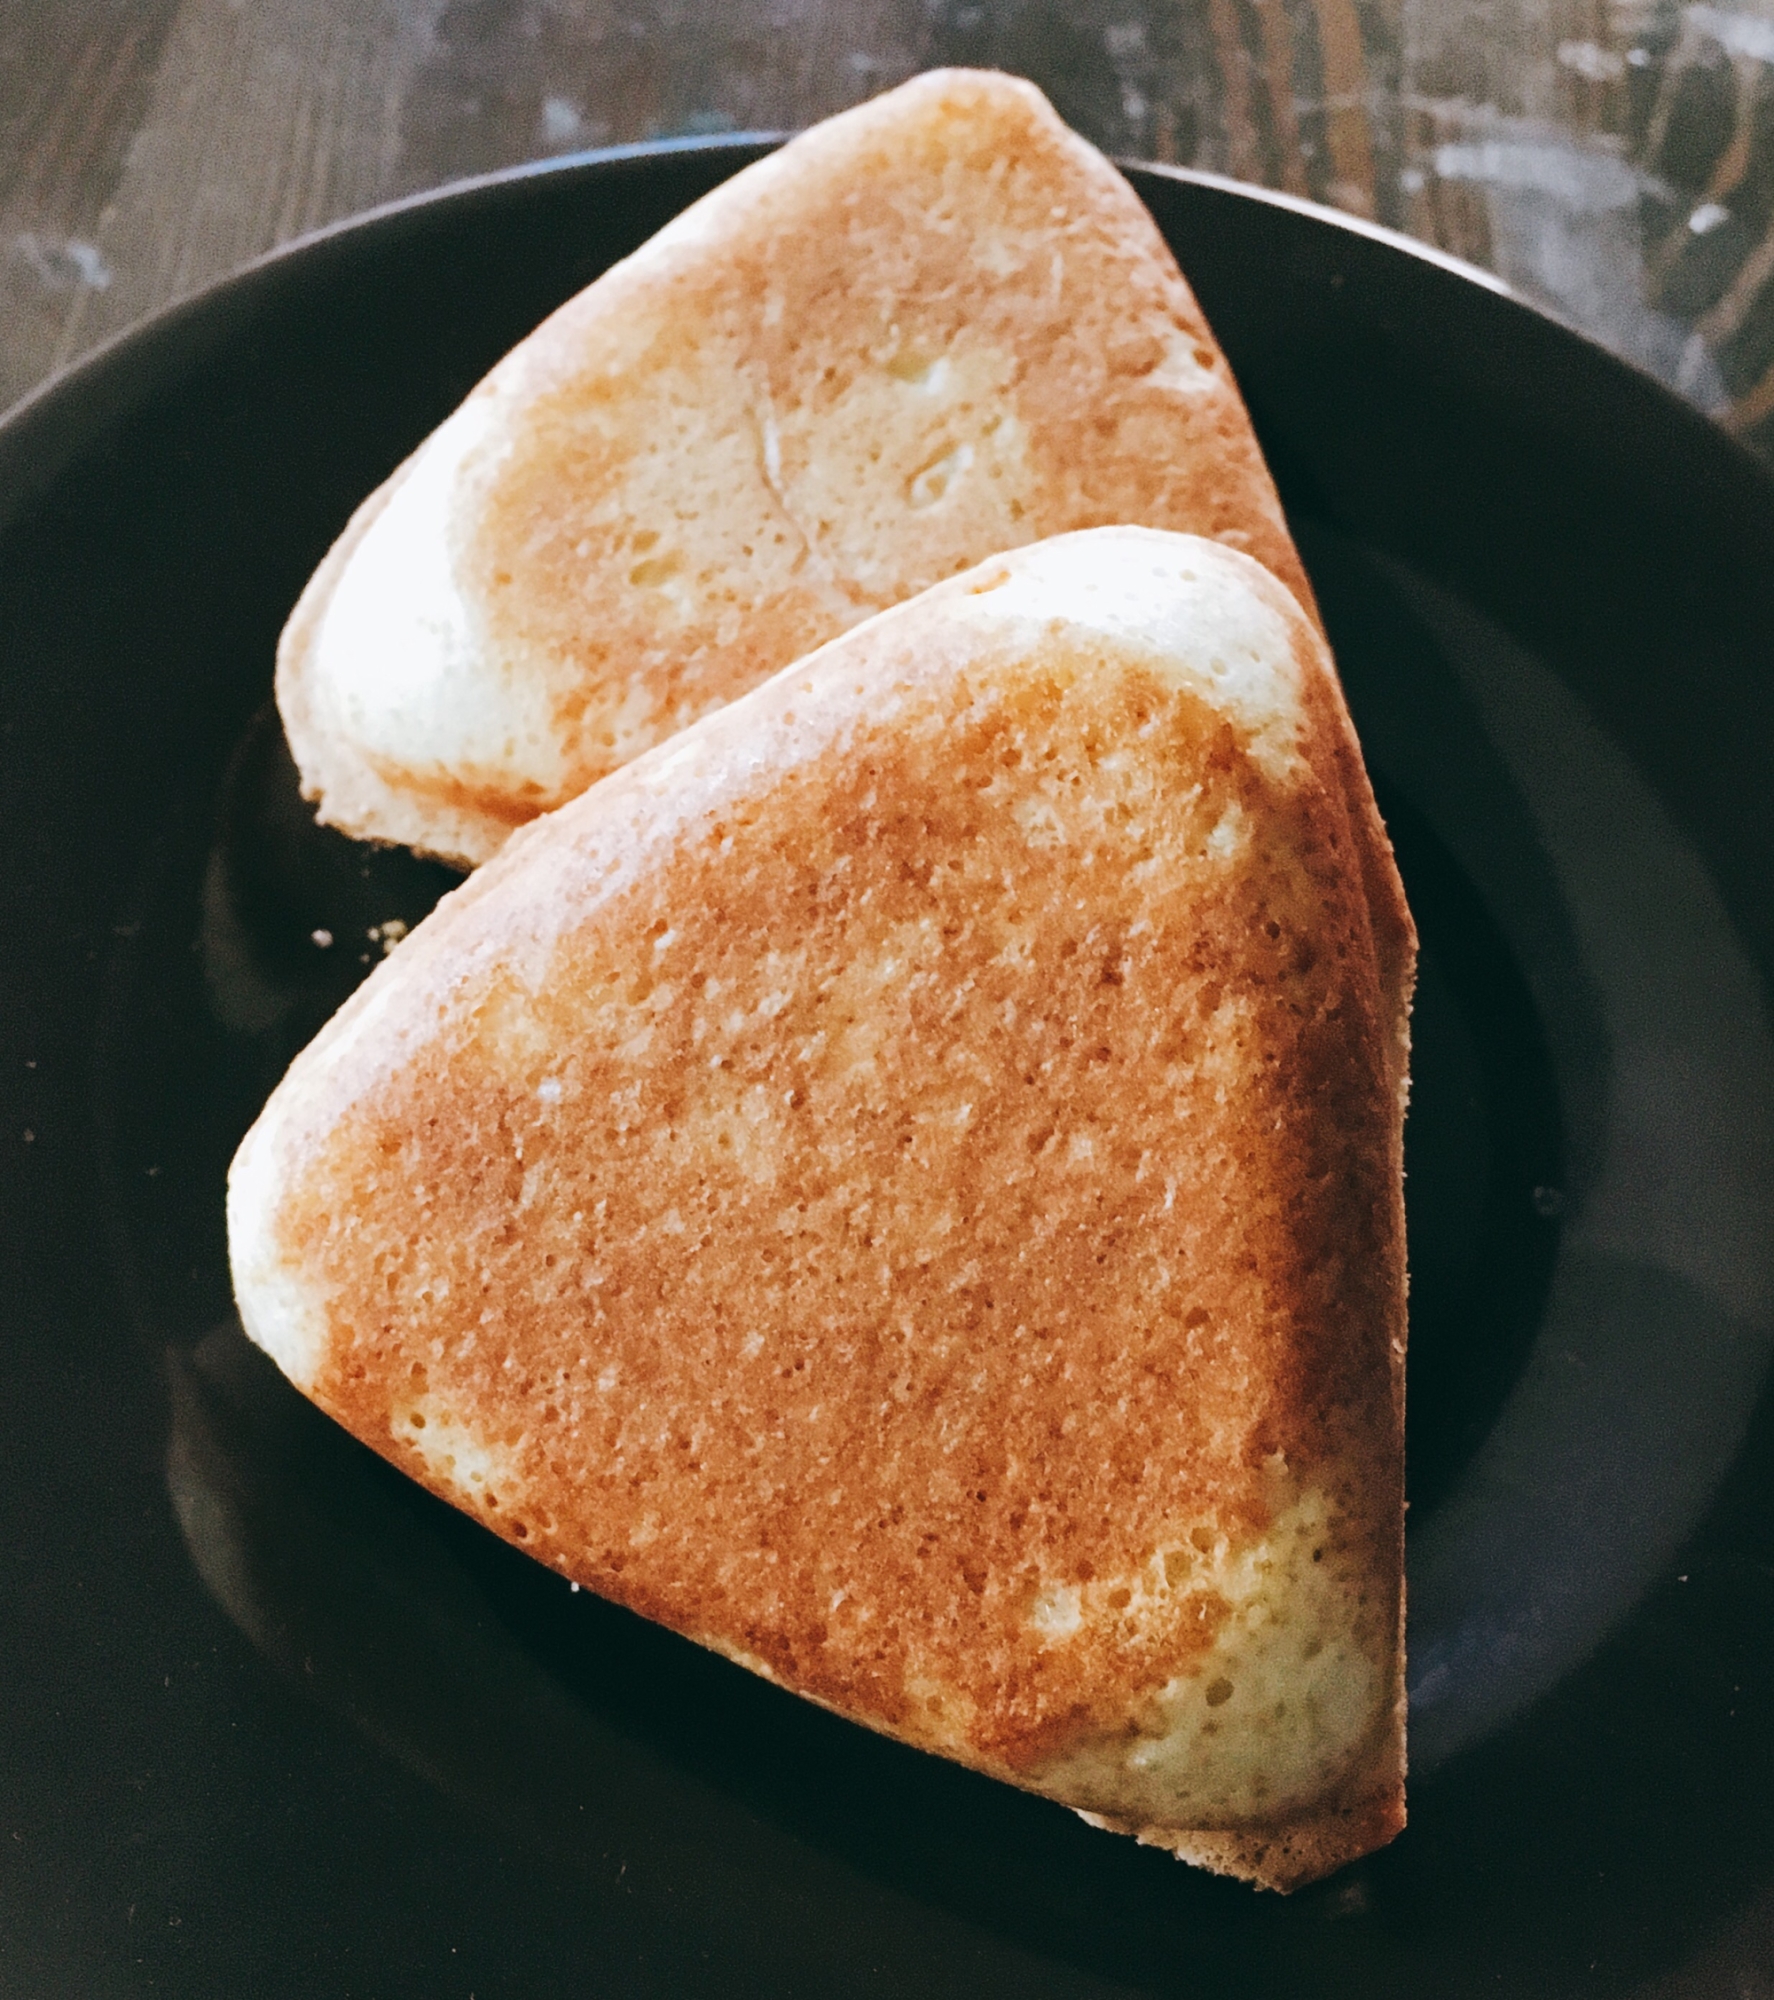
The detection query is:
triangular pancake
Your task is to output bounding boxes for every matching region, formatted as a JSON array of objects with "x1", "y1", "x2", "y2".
[
  {"x1": 234, "y1": 528, "x2": 1413, "y2": 1889},
  {"x1": 279, "y1": 69, "x2": 1317, "y2": 867}
]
